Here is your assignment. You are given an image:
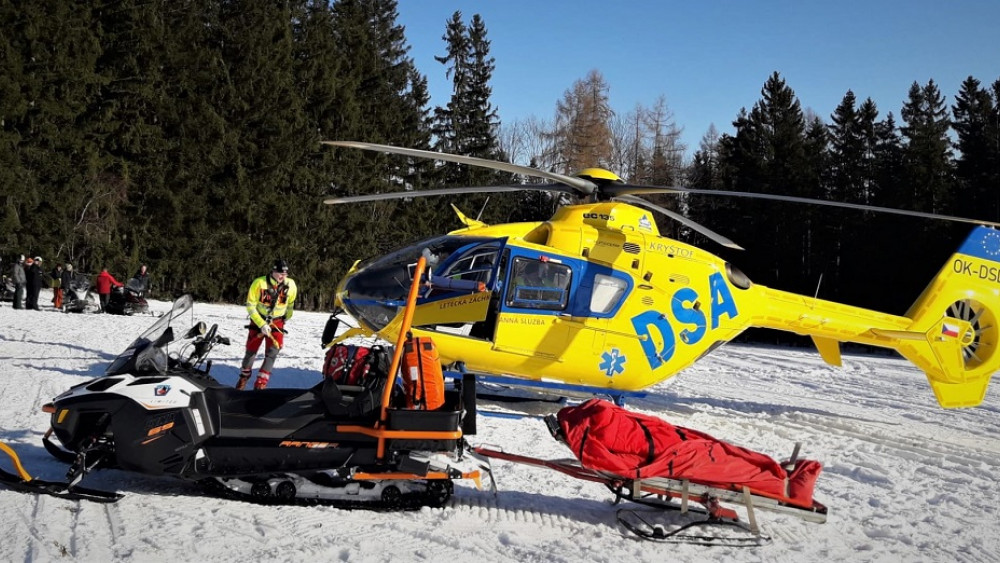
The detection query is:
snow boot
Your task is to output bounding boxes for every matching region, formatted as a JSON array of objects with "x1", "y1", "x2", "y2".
[
  {"x1": 235, "y1": 369, "x2": 252, "y2": 391},
  {"x1": 253, "y1": 371, "x2": 270, "y2": 390}
]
